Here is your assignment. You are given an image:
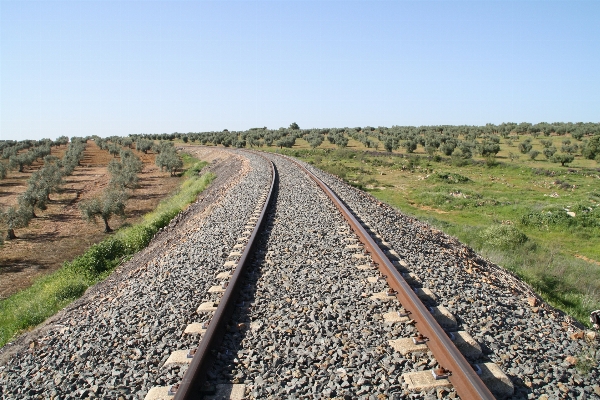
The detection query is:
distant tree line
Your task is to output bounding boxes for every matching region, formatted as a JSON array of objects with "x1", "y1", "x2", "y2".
[{"x1": 132, "y1": 121, "x2": 600, "y2": 167}]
